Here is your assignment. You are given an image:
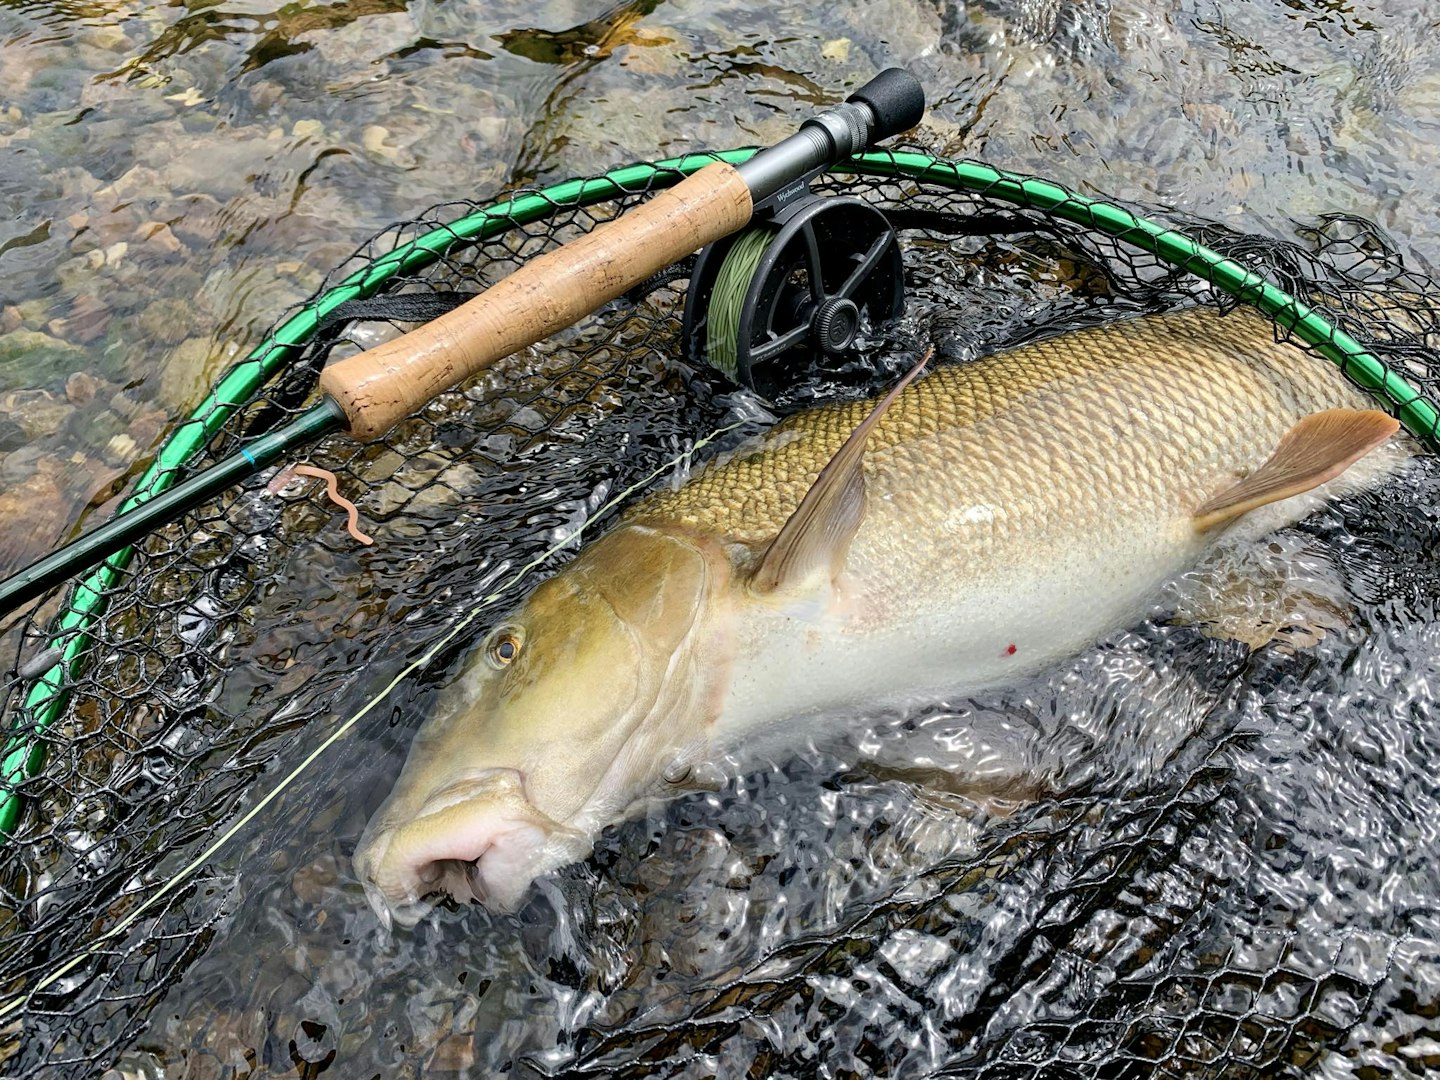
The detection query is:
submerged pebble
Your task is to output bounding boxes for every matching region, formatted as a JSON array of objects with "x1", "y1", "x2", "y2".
[
  {"x1": 46, "y1": 295, "x2": 109, "y2": 345},
  {"x1": 0, "y1": 331, "x2": 86, "y2": 388},
  {"x1": 1, "y1": 390, "x2": 73, "y2": 440}
]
